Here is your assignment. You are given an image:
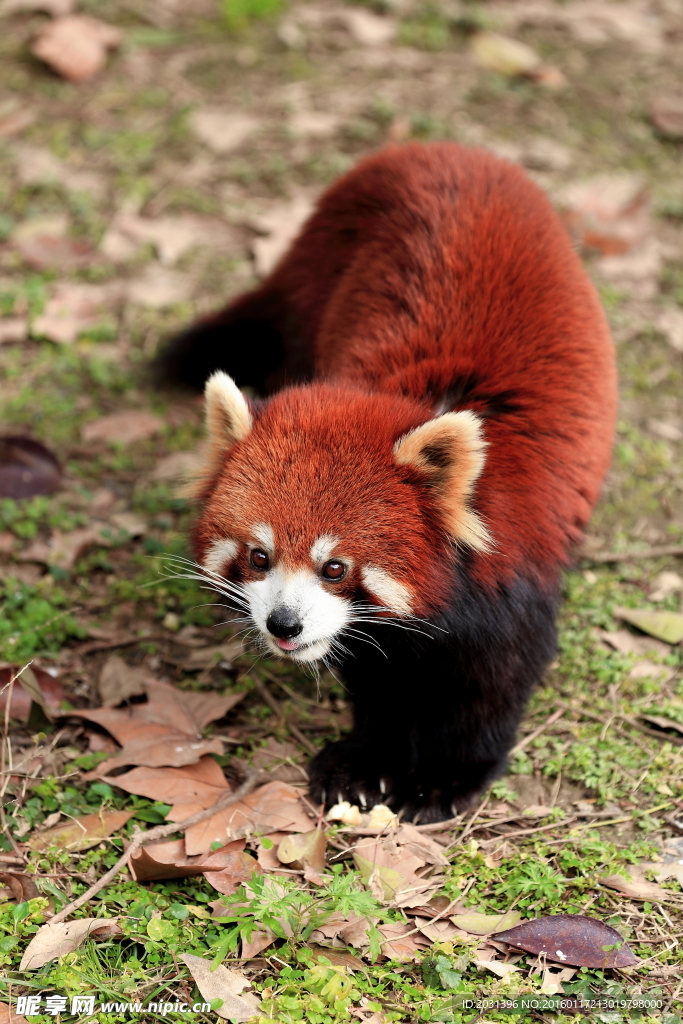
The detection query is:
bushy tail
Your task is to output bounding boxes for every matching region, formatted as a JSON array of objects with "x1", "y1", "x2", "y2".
[{"x1": 154, "y1": 286, "x2": 295, "y2": 392}]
